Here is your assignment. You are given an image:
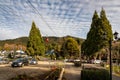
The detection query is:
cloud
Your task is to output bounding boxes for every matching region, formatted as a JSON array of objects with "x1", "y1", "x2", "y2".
[
  {"x1": 0, "y1": 0, "x2": 120, "y2": 40},
  {"x1": 0, "y1": 27, "x2": 22, "y2": 40}
]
